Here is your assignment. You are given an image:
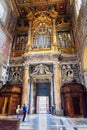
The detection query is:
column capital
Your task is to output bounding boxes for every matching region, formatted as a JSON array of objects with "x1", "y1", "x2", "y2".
[
  {"x1": 53, "y1": 62, "x2": 60, "y2": 68},
  {"x1": 23, "y1": 62, "x2": 29, "y2": 69}
]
